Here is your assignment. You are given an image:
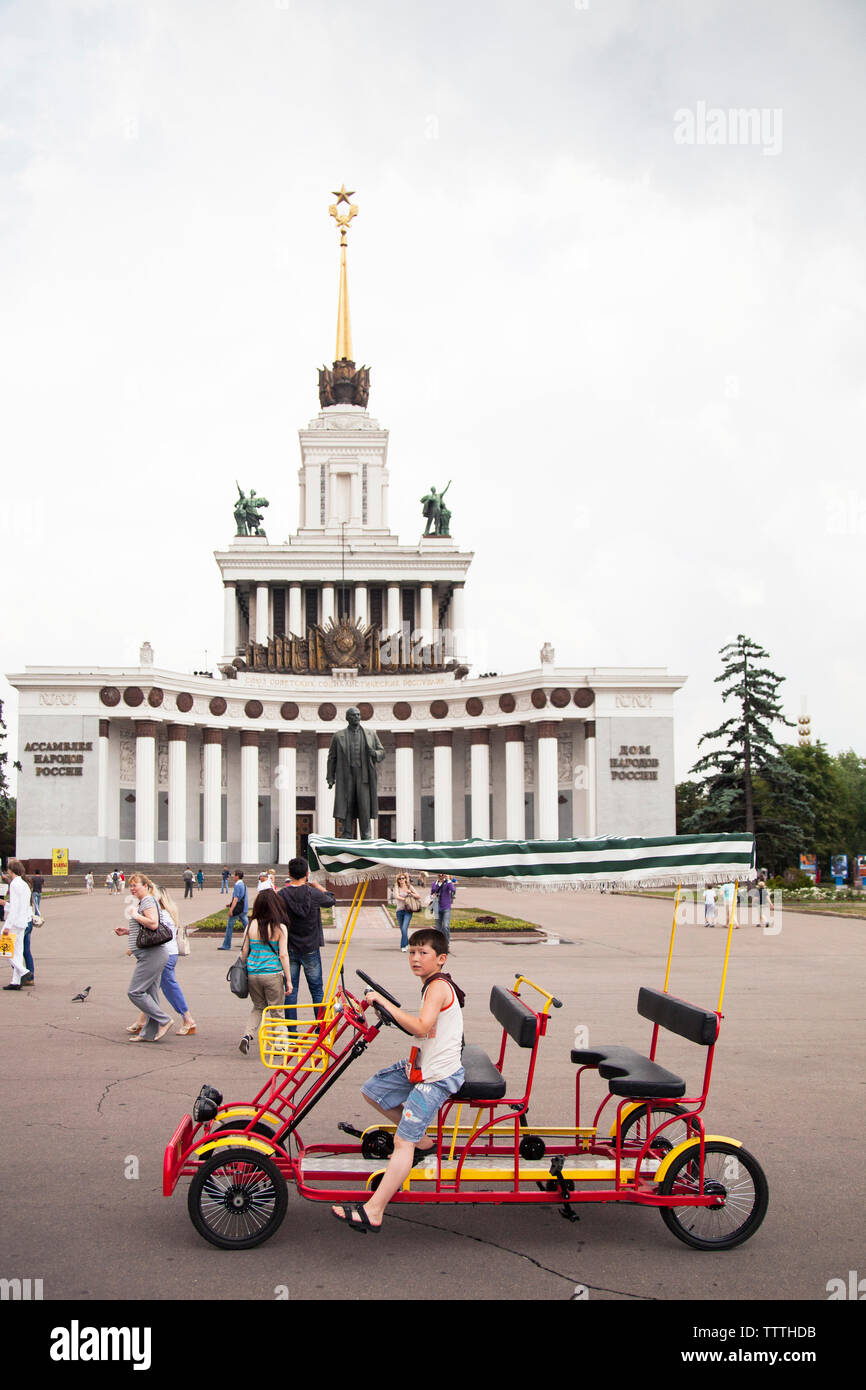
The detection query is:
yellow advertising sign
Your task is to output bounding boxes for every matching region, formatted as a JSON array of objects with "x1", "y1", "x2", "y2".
[{"x1": 52, "y1": 849, "x2": 69, "y2": 877}]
